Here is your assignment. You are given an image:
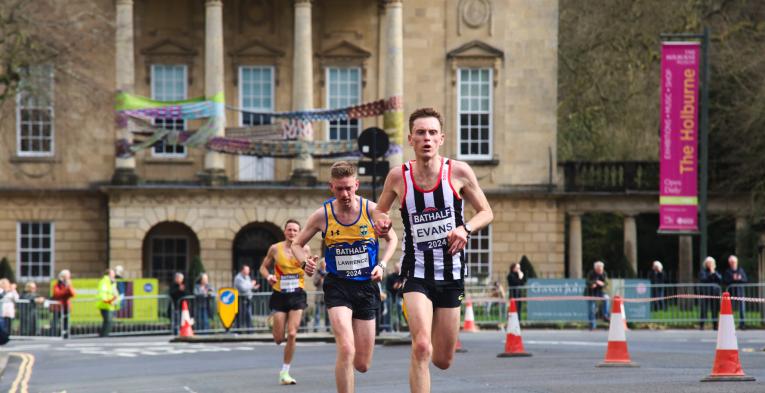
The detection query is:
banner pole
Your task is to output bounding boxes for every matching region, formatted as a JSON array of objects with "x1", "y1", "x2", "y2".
[{"x1": 699, "y1": 27, "x2": 710, "y2": 262}]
